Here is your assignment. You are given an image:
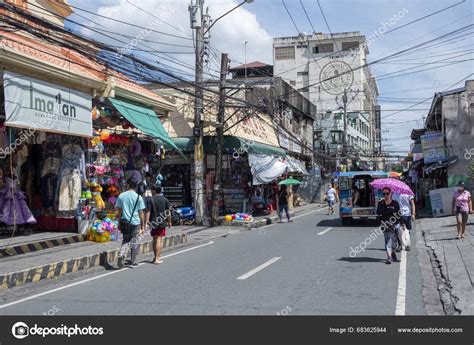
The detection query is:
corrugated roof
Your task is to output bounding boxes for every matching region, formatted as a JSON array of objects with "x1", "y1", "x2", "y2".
[
  {"x1": 0, "y1": 30, "x2": 174, "y2": 109},
  {"x1": 229, "y1": 61, "x2": 272, "y2": 70}
]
